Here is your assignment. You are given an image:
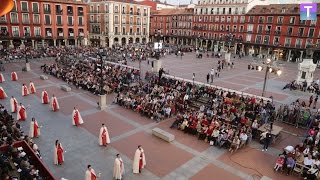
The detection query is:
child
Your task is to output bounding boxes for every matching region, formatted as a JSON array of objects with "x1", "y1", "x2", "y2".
[{"x1": 274, "y1": 155, "x2": 285, "y2": 172}]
